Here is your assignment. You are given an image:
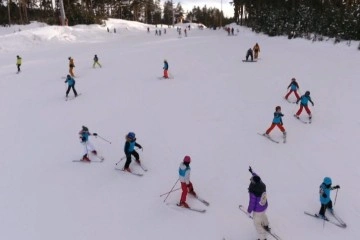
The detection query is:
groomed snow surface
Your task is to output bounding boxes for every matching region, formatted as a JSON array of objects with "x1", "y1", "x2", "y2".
[{"x1": 0, "y1": 19, "x2": 360, "y2": 240}]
